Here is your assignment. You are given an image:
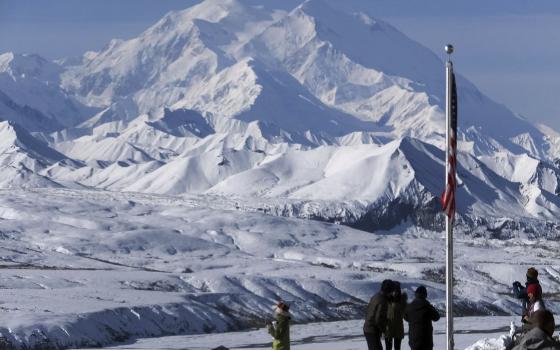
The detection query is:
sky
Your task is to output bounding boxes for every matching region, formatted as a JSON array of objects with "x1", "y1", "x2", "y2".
[{"x1": 1, "y1": 0, "x2": 559, "y2": 129}]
